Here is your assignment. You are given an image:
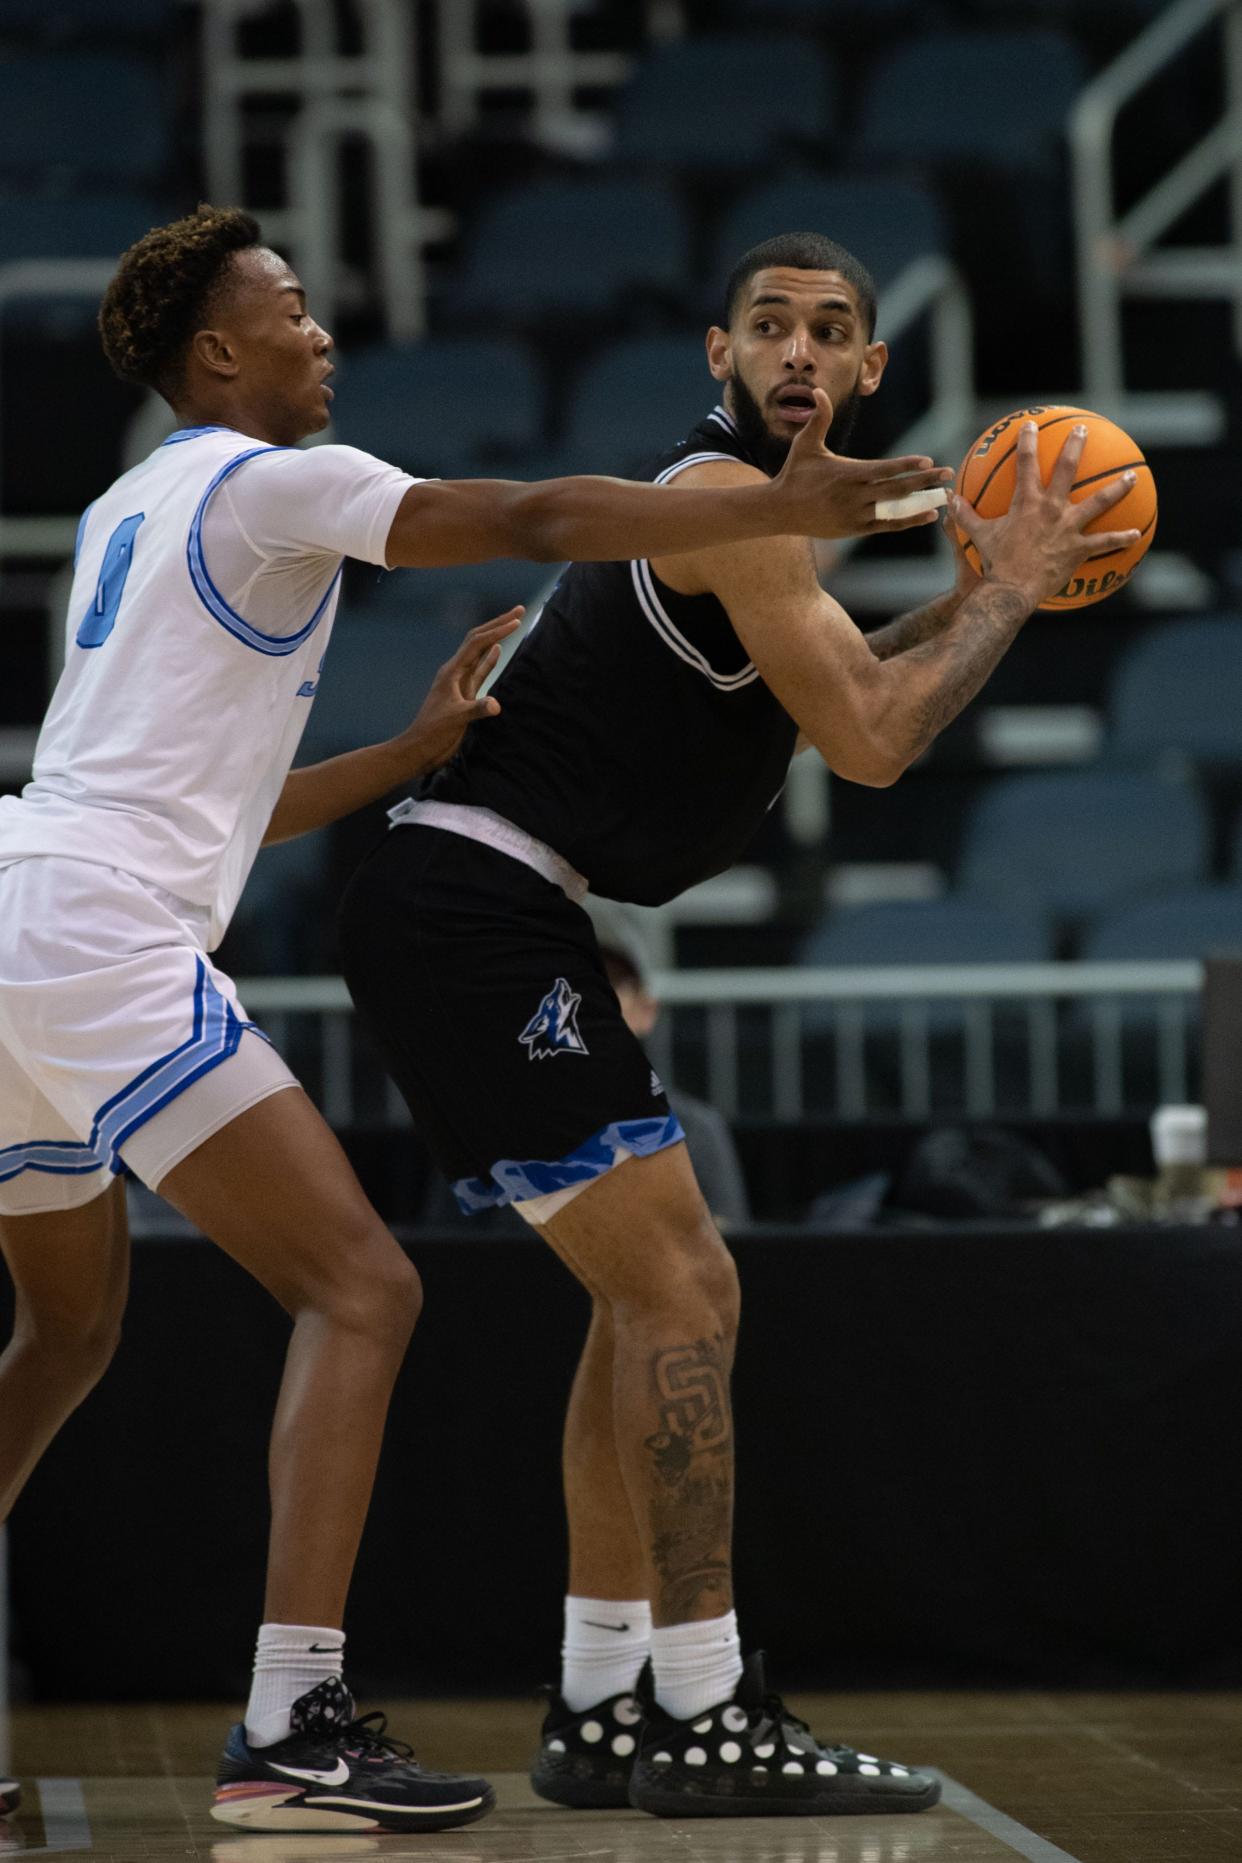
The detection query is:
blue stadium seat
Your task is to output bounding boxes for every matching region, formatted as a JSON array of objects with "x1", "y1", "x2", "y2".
[
  {"x1": 1107, "y1": 617, "x2": 1242, "y2": 765},
  {"x1": 443, "y1": 178, "x2": 689, "y2": 322},
  {"x1": 0, "y1": 56, "x2": 169, "y2": 185},
  {"x1": 330, "y1": 339, "x2": 543, "y2": 478},
  {"x1": 228, "y1": 833, "x2": 330, "y2": 975},
  {"x1": 613, "y1": 34, "x2": 837, "y2": 169},
  {"x1": 802, "y1": 896, "x2": 1050, "y2": 968},
  {"x1": 367, "y1": 560, "x2": 552, "y2": 627},
  {"x1": 0, "y1": 193, "x2": 168, "y2": 263},
  {"x1": 853, "y1": 29, "x2": 1087, "y2": 176},
  {"x1": 958, "y1": 769, "x2": 1210, "y2": 921},
  {"x1": 714, "y1": 175, "x2": 948, "y2": 295},
  {"x1": 0, "y1": 0, "x2": 177, "y2": 35},
  {"x1": 799, "y1": 896, "x2": 1050, "y2": 1035},
  {"x1": 303, "y1": 603, "x2": 537, "y2": 757},
  {"x1": 523, "y1": 336, "x2": 721, "y2": 480},
  {"x1": 1083, "y1": 887, "x2": 1242, "y2": 962},
  {"x1": 0, "y1": 192, "x2": 172, "y2": 329}
]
